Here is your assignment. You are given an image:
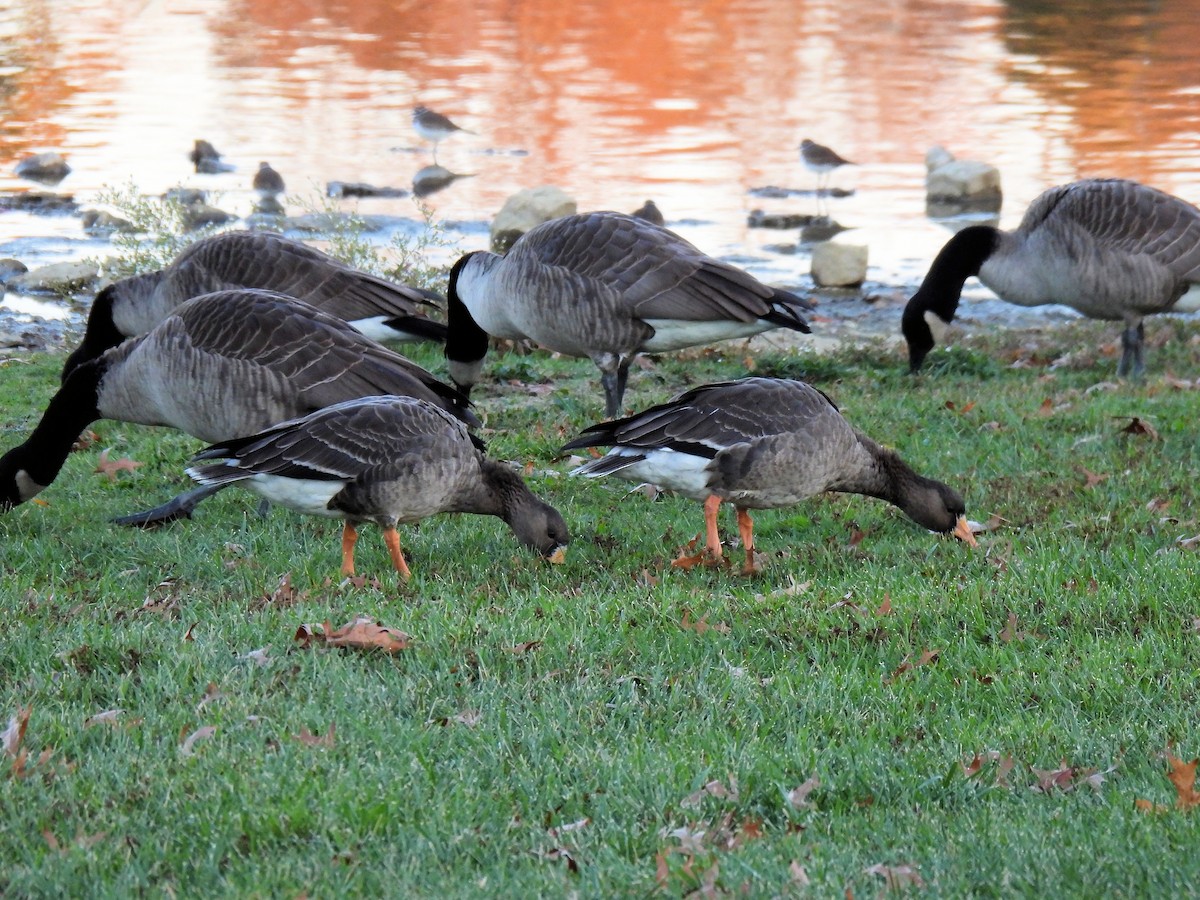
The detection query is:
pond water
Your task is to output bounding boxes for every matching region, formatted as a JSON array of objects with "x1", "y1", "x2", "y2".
[{"x1": 1, "y1": 0, "x2": 1198, "y2": 340}]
